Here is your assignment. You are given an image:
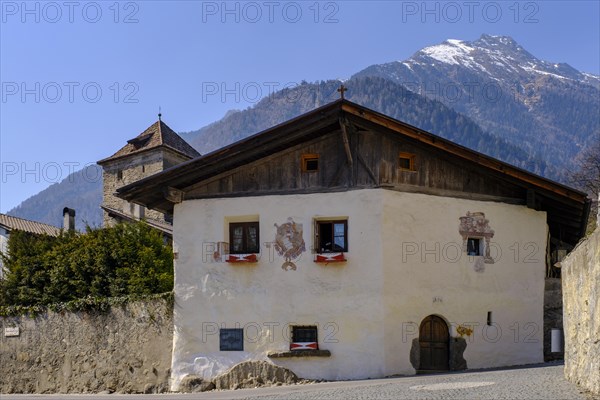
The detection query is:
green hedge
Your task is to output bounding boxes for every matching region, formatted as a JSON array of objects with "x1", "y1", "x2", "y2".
[
  {"x1": 0, "y1": 292, "x2": 174, "y2": 317},
  {"x1": 0, "y1": 221, "x2": 174, "y2": 309}
]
